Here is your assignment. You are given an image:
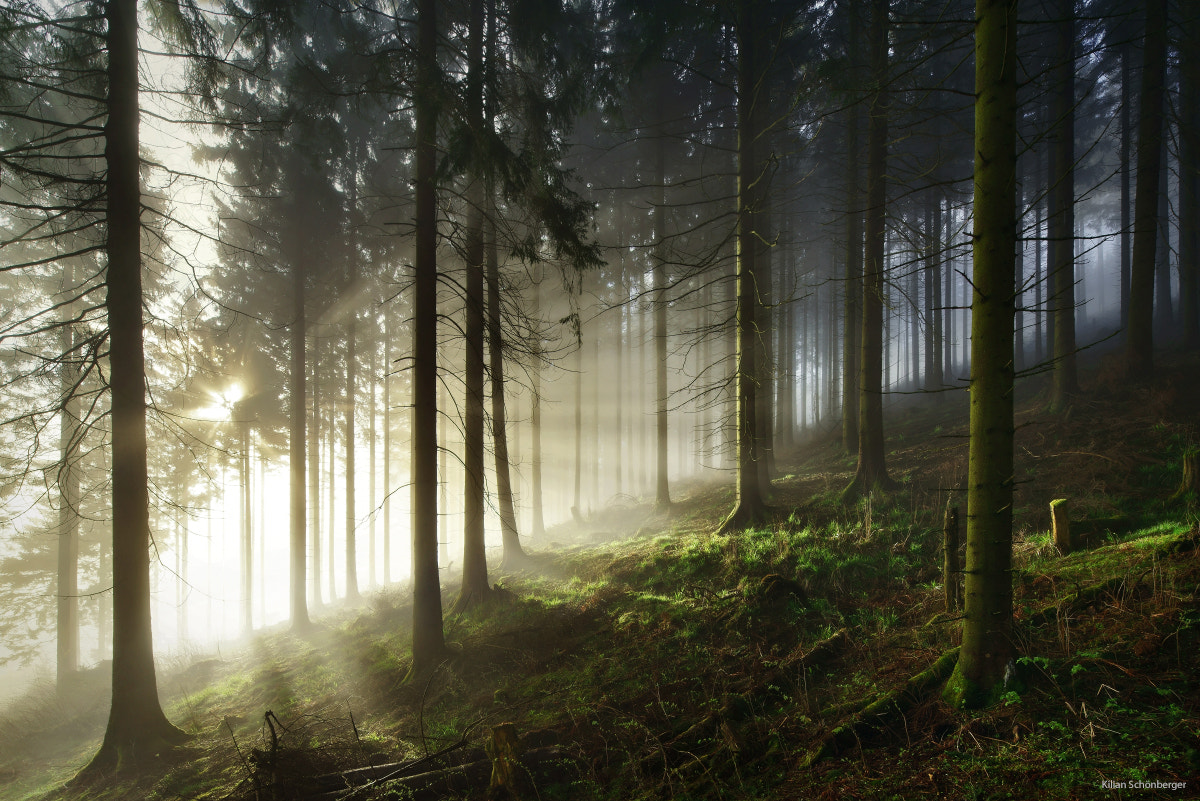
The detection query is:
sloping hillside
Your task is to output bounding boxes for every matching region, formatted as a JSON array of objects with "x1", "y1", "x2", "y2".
[{"x1": 2, "y1": 354, "x2": 1197, "y2": 801}]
